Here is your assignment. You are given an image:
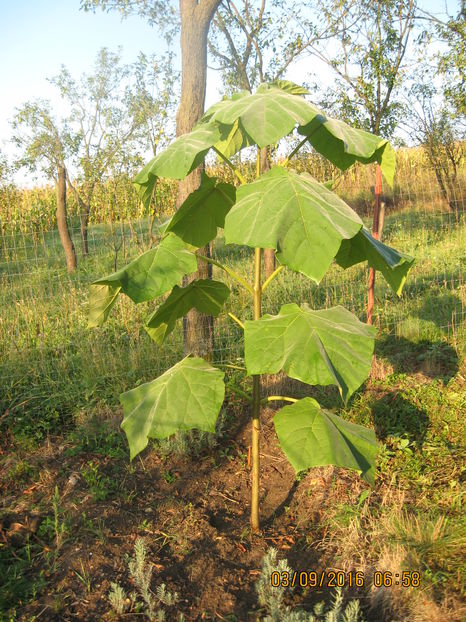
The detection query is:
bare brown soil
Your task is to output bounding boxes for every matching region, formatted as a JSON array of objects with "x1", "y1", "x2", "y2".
[{"x1": 1, "y1": 404, "x2": 373, "y2": 621}]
